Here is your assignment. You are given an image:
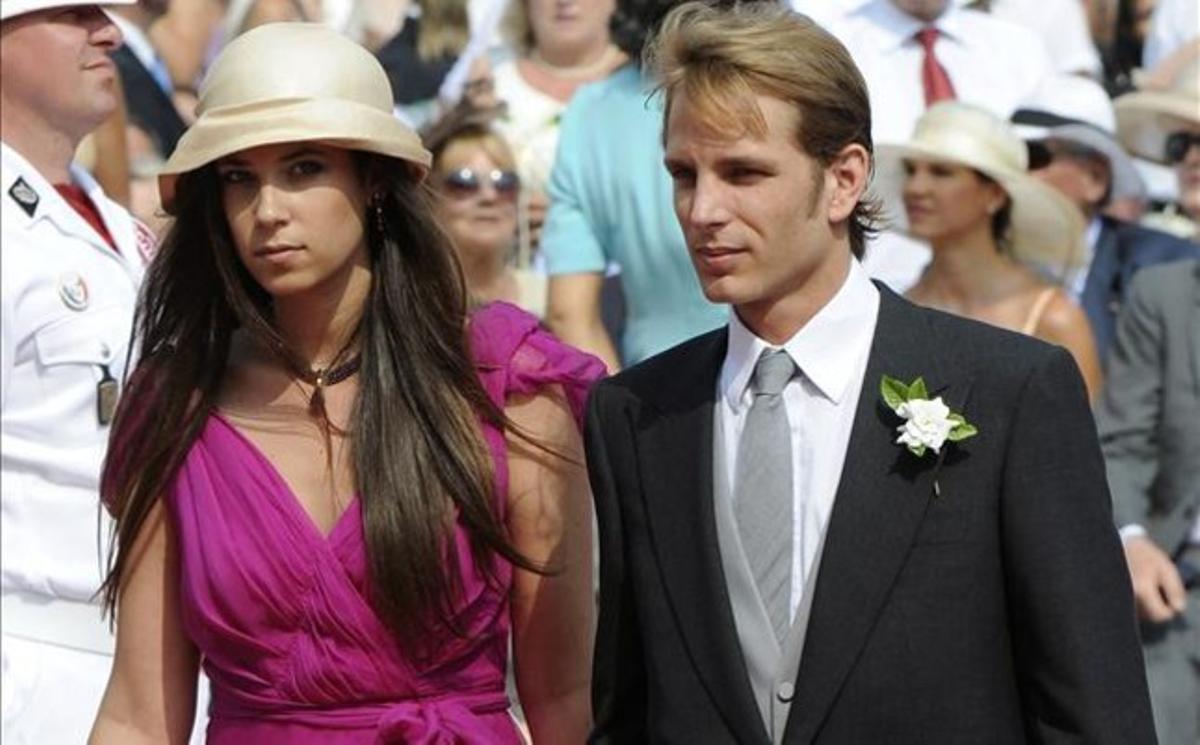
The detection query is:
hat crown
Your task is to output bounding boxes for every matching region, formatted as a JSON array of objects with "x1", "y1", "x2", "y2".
[
  {"x1": 198, "y1": 23, "x2": 393, "y2": 117},
  {"x1": 909, "y1": 102, "x2": 1028, "y2": 175}
]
